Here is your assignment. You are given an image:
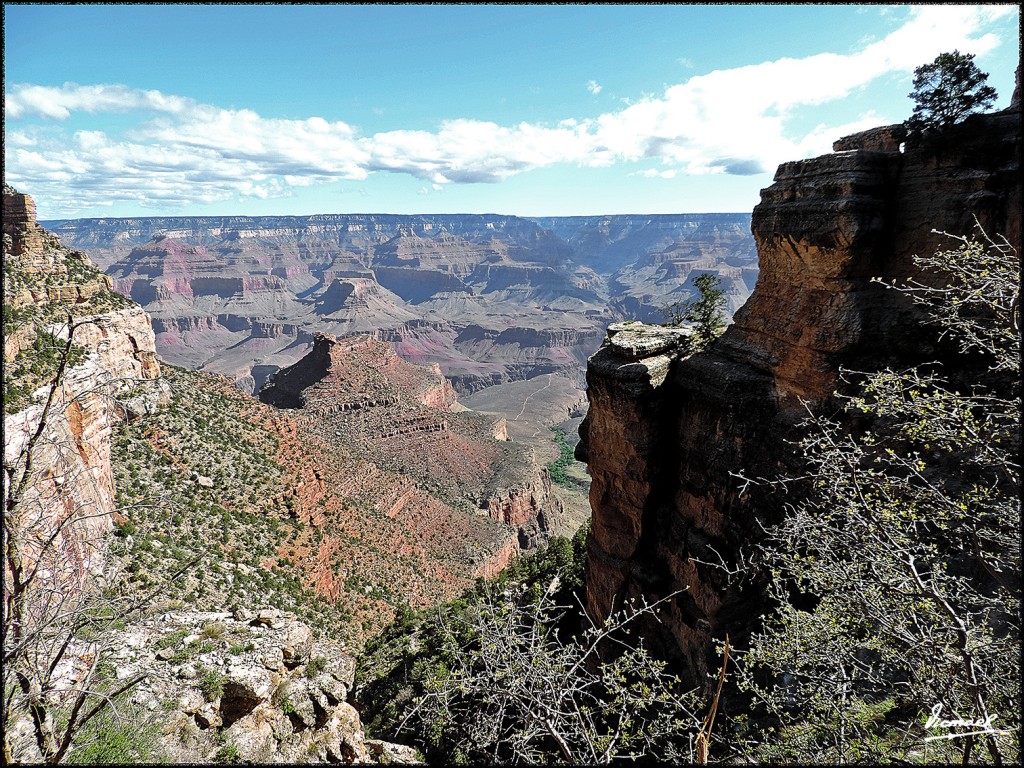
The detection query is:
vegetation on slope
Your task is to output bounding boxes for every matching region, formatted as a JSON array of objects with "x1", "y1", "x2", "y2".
[
  {"x1": 111, "y1": 364, "x2": 352, "y2": 638},
  {"x1": 111, "y1": 361, "x2": 518, "y2": 651},
  {"x1": 545, "y1": 425, "x2": 583, "y2": 488},
  {"x1": 355, "y1": 524, "x2": 703, "y2": 764},
  {"x1": 733, "y1": 228, "x2": 1020, "y2": 764}
]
